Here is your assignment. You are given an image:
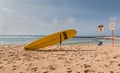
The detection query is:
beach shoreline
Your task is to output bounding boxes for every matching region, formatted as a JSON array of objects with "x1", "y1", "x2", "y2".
[{"x1": 0, "y1": 44, "x2": 120, "y2": 73}]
